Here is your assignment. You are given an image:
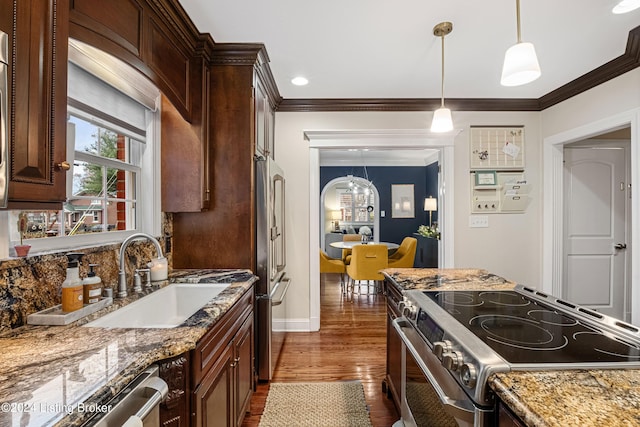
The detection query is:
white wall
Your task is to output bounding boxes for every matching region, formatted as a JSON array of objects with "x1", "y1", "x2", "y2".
[
  {"x1": 274, "y1": 111, "x2": 541, "y2": 326},
  {"x1": 539, "y1": 68, "x2": 640, "y2": 324},
  {"x1": 541, "y1": 69, "x2": 640, "y2": 138}
]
